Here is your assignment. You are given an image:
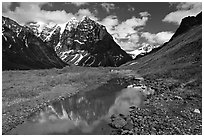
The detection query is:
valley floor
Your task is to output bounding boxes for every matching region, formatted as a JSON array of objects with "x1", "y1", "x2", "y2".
[
  {"x1": 2, "y1": 62, "x2": 202, "y2": 135},
  {"x1": 2, "y1": 66, "x2": 114, "y2": 134}
]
